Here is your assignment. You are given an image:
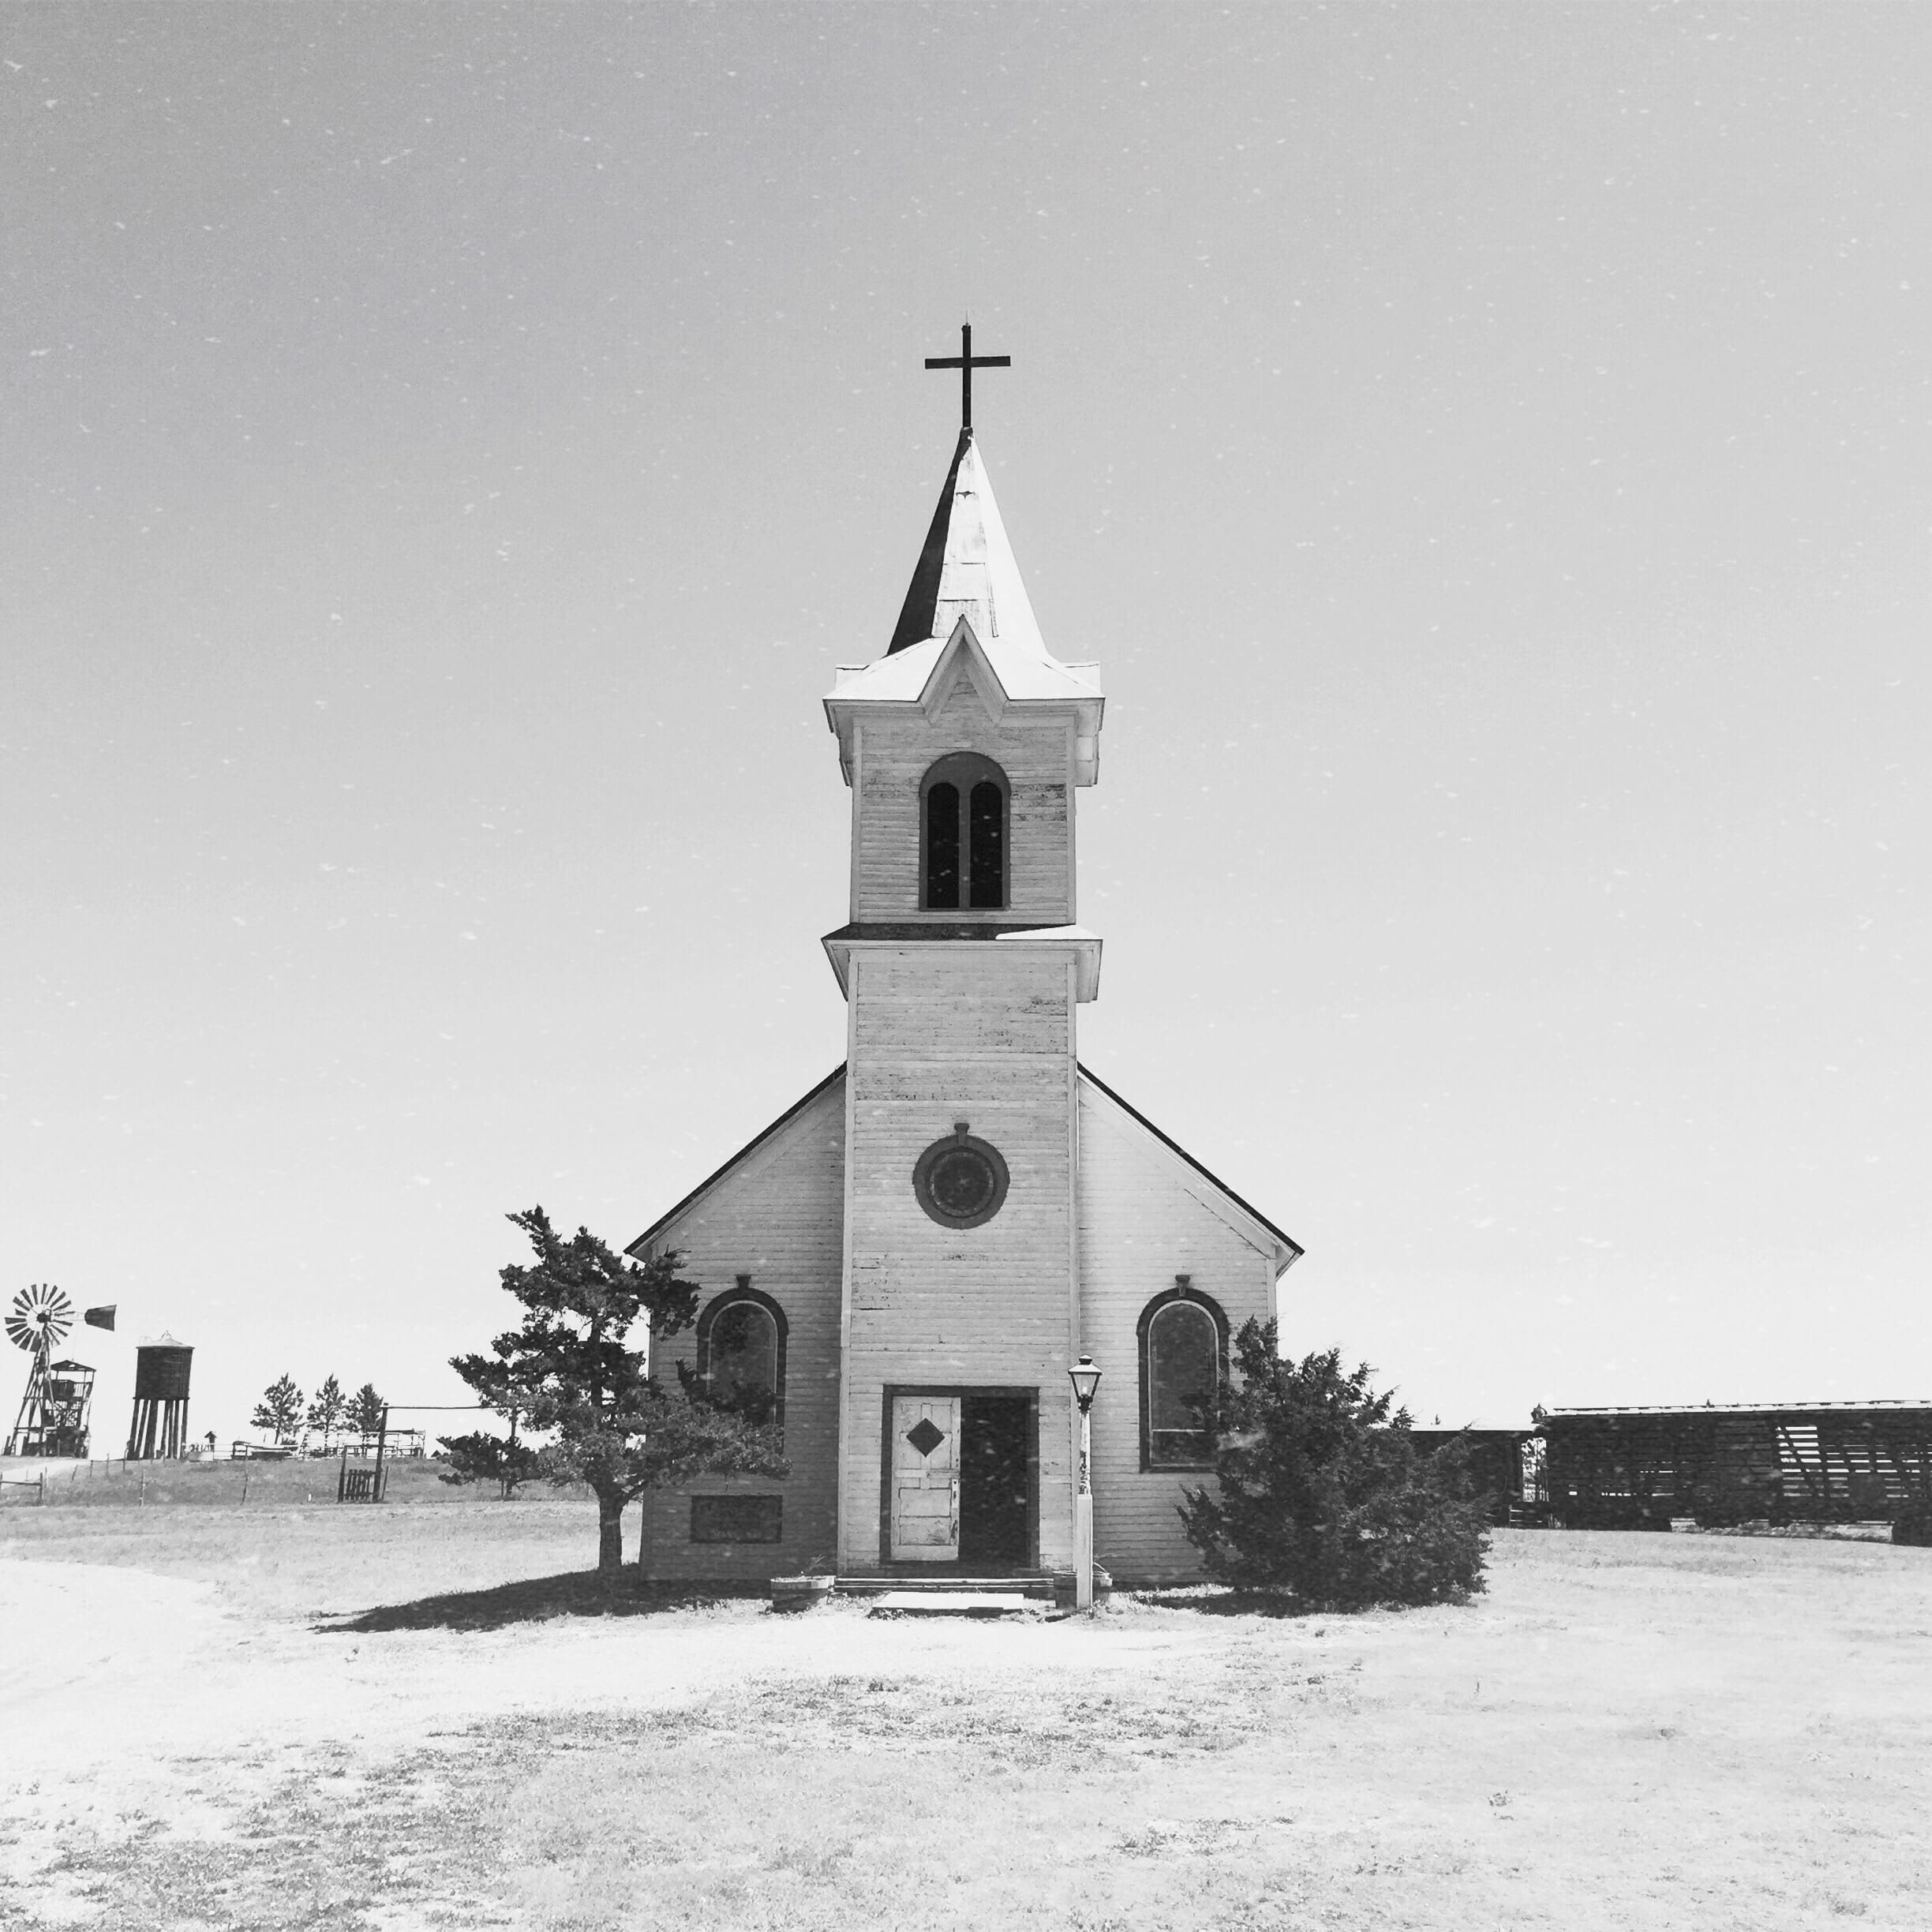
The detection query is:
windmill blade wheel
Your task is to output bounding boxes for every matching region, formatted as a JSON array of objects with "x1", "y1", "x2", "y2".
[{"x1": 6, "y1": 1285, "x2": 75, "y2": 1353}]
